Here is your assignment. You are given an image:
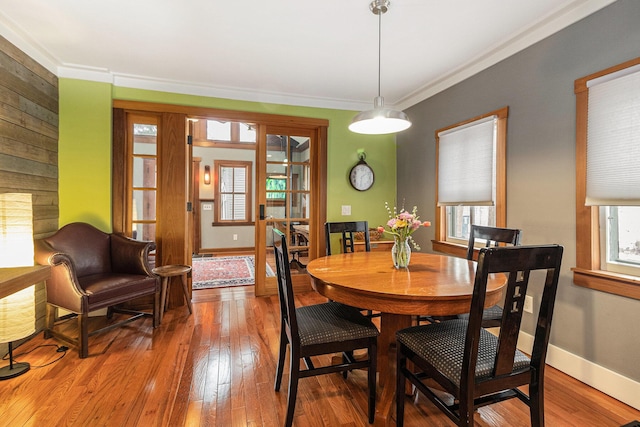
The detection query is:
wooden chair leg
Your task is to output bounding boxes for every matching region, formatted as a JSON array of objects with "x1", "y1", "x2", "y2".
[
  {"x1": 530, "y1": 375, "x2": 544, "y2": 427},
  {"x1": 368, "y1": 339, "x2": 377, "y2": 424},
  {"x1": 396, "y1": 346, "x2": 406, "y2": 427},
  {"x1": 274, "y1": 327, "x2": 287, "y2": 391},
  {"x1": 79, "y1": 313, "x2": 89, "y2": 359},
  {"x1": 285, "y1": 348, "x2": 300, "y2": 427}
]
